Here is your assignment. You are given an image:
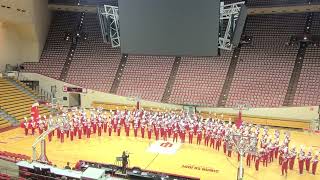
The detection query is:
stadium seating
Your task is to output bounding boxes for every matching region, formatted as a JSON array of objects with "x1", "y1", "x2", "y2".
[
  {"x1": 168, "y1": 54, "x2": 232, "y2": 106},
  {"x1": 225, "y1": 14, "x2": 307, "y2": 107},
  {"x1": 20, "y1": 9, "x2": 320, "y2": 108},
  {"x1": 0, "y1": 78, "x2": 50, "y2": 124},
  {"x1": 50, "y1": 0, "x2": 118, "y2": 6},
  {"x1": 22, "y1": 12, "x2": 79, "y2": 80},
  {"x1": 246, "y1": 0, "x2": 310, "y2": 6},
  {"x1": 0, "y1": 173, "x2": 10, "y2": 180},
  {"x1": 66, "y1": 13, "x2": 121, "y2": 92},
  {"x1": 0, "y1": 117, "x2": 10, "y2": 130},
  {"x1": 117, "y1": 56, "x2": 175, "y2": 102},
  {"x1": 49, "y1": 0, "x2": 313, "y2": 7},
  {"x1": 293, "y1": 48, "x2": 320, "y2": 106},
  {"x1": 293, "y1": 13, "x2": 320, "y2": 106},
  {"x1": 0, "y1": 151, "x2": 30, "y2": 163},
  {"x1": 311, "y1": 13, "x2": 320, "y2": 34}
]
